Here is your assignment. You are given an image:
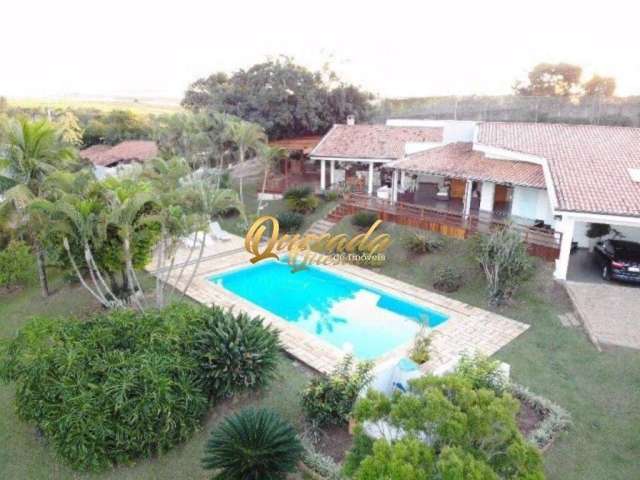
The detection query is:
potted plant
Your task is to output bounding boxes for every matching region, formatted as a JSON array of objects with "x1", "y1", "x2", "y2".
[{"x1": 586, "y1": 223, "x2": 611, "y2": 252}]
